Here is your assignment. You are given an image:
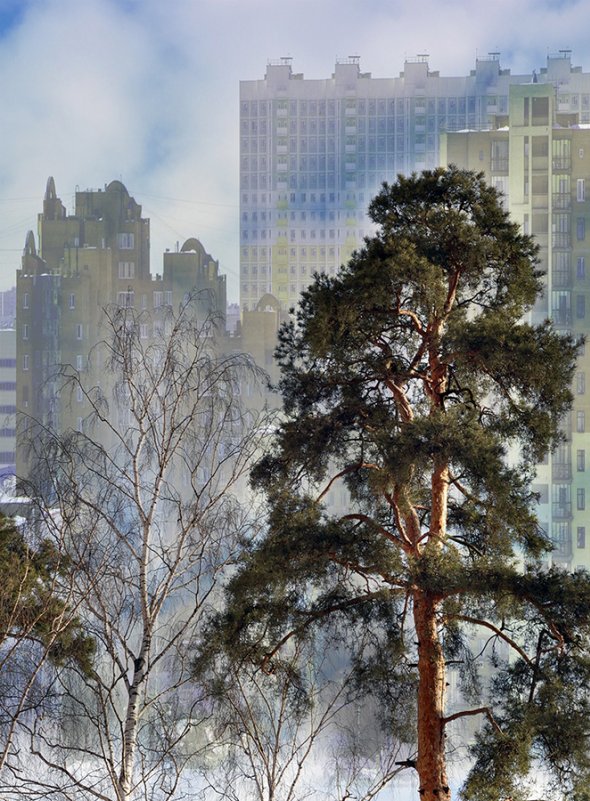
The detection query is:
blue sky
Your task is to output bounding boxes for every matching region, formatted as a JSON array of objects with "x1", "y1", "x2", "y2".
[{"x1": 0, "y1": 0, "x2": 587, "y2": 300}]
